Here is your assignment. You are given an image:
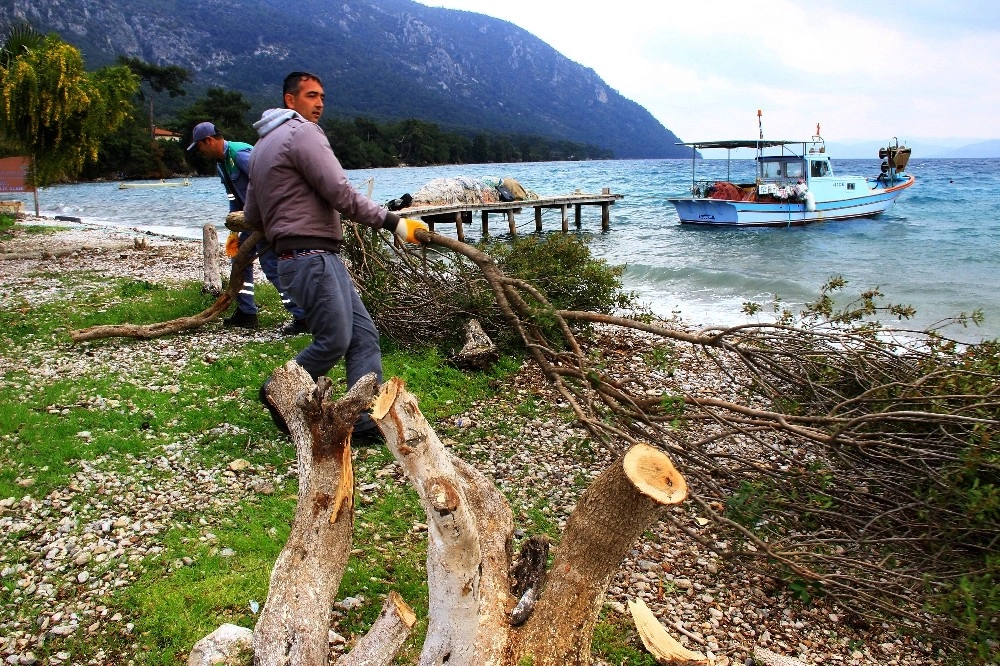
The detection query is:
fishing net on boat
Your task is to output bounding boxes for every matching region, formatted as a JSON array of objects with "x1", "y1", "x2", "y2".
[
  {"x1": 706, "y1": 181, "x2": 747, "y2": 201},
  {"x1": 410, "y1": 176, "x2": 537, "y2": 207}
]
